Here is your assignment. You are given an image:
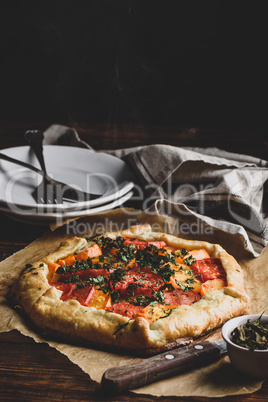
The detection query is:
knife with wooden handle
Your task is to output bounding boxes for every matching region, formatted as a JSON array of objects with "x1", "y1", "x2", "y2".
[{"x1": 101, "y1": 339, "x2": 227, "y2": 395}]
